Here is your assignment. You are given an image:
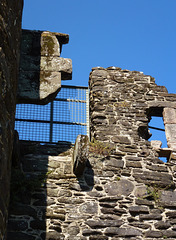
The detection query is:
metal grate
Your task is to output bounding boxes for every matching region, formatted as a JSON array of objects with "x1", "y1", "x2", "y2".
[{"x1": 15, "y1": 85, "x2": 89, "y2": 143}]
